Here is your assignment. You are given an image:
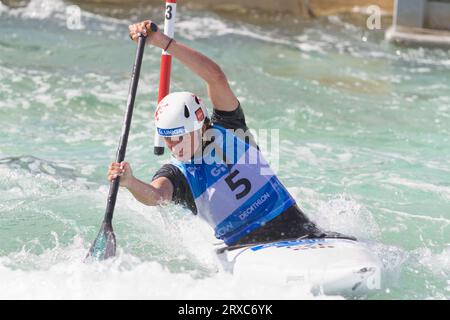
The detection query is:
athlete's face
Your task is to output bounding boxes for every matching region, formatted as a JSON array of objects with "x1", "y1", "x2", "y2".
[{"x1": 164, "y1": 129, "x2": 203, "y2": 162}]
